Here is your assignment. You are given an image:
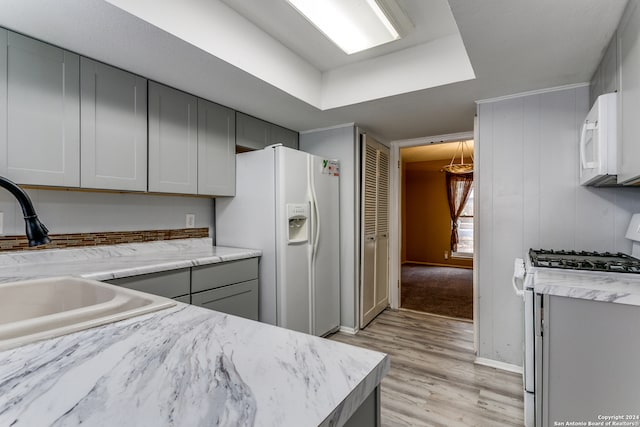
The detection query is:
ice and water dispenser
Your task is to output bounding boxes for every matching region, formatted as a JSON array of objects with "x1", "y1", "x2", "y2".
[{"x1": 287, "y1": 203, "x2": 309, "y2": 244}]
